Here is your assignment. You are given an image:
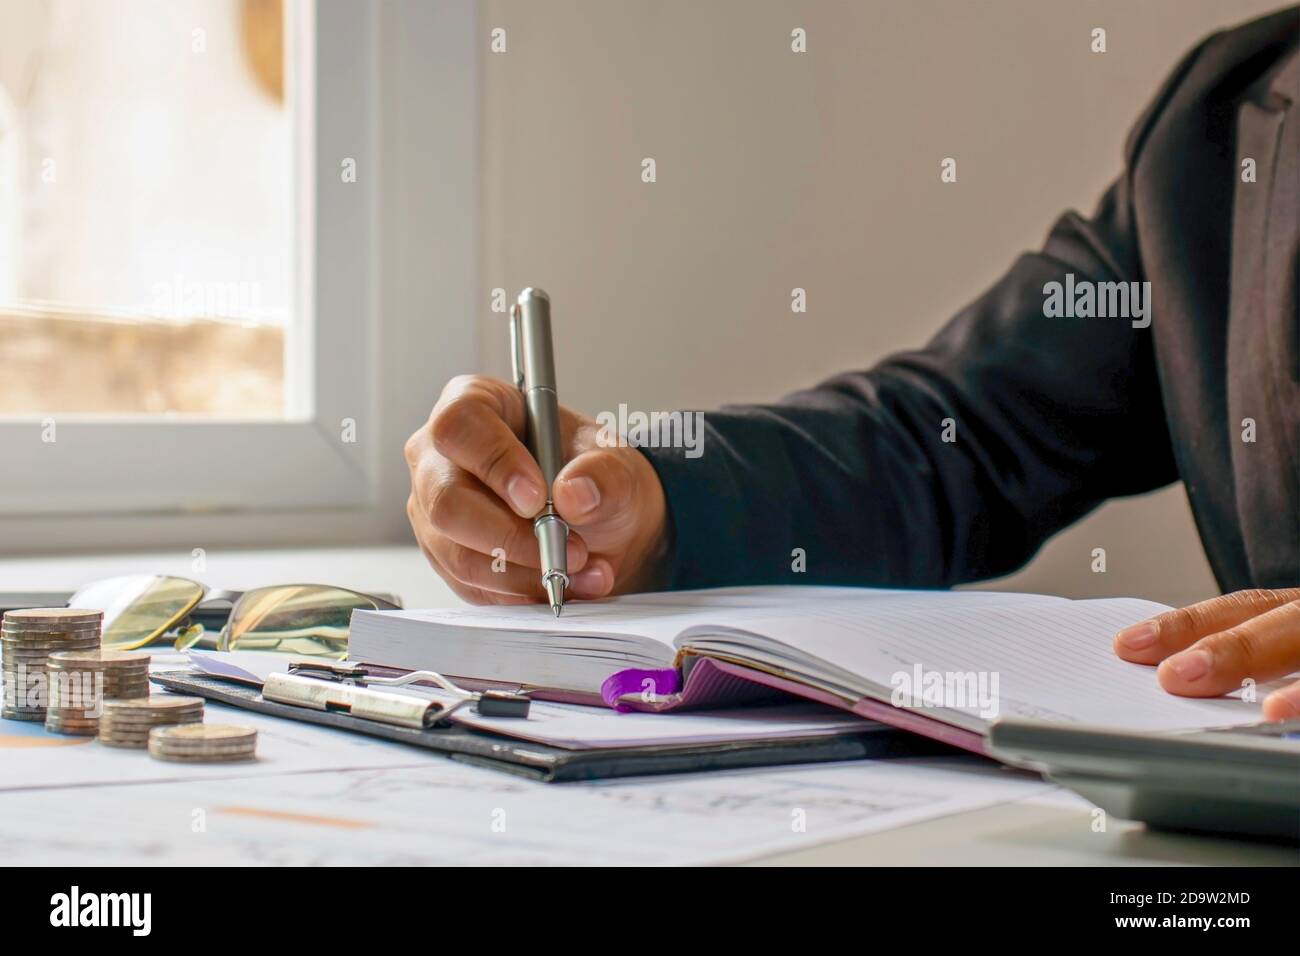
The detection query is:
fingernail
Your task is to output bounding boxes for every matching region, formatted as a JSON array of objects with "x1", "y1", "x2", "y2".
[
  {"x1": 506, "y1": 474, "x2": 541, "y2": 515},
  {"x1": 560, "y1": 476, "x2": 600, "y2": 517},
  {"x1": 571, "y1": 562, "x2": 609, "y2": 594},
  {"x1": 1115, "y1": 622, "x2": 1158, "y2": 650},
  {"x1": 1165, "y1": 649, "x2": 1210, "y2": 683}
]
